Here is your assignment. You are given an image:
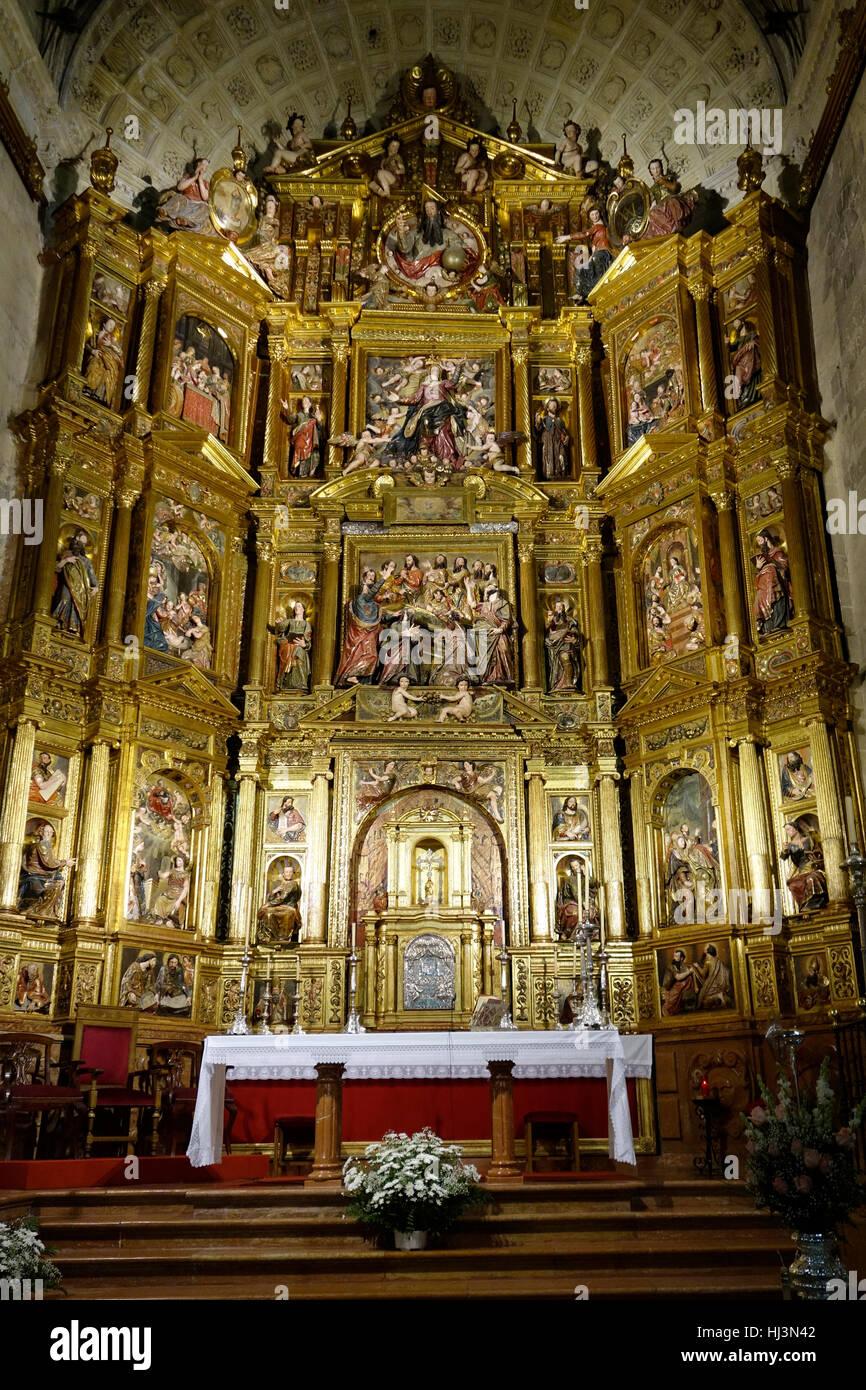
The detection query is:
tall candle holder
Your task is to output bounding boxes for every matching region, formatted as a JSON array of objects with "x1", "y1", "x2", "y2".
[
  {"x1": 497, "y1": 944, "x2": 517, "y2": 1030},
  {"x1": 597, "y1": 948, "x2": 611, "y2": 1028},
  {"x1": 256, "y1": 979, "x2": 273, "y2": 1035},
  {"x1": 343, "y1": 949, "x2": 366, "y2": 1033},
  {"x1": 227, "y1": 943, "x2": 252, "y2": 1035},
  {"x1": 290, "y1": 950, "x2": 306, "y2": 1034},
  {"x1": 573, "y1": 916, "x2": 603, "y2": 1029}
]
